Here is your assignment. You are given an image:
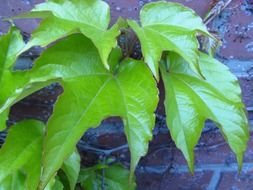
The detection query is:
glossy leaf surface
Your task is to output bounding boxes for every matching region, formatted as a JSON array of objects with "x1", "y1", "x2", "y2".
[
  {"x1": 161, "y1": 52, "x2": 249, "y2": 172},
  {"x1": 32, "y1": 34, "x2": 158, "y2": 188},
  {"x1": 14, "y1": 0, "x2": 120, "y2": 69},
  {"x1": 128, "y1": 1, "x2": 210, "y2": 79}
]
